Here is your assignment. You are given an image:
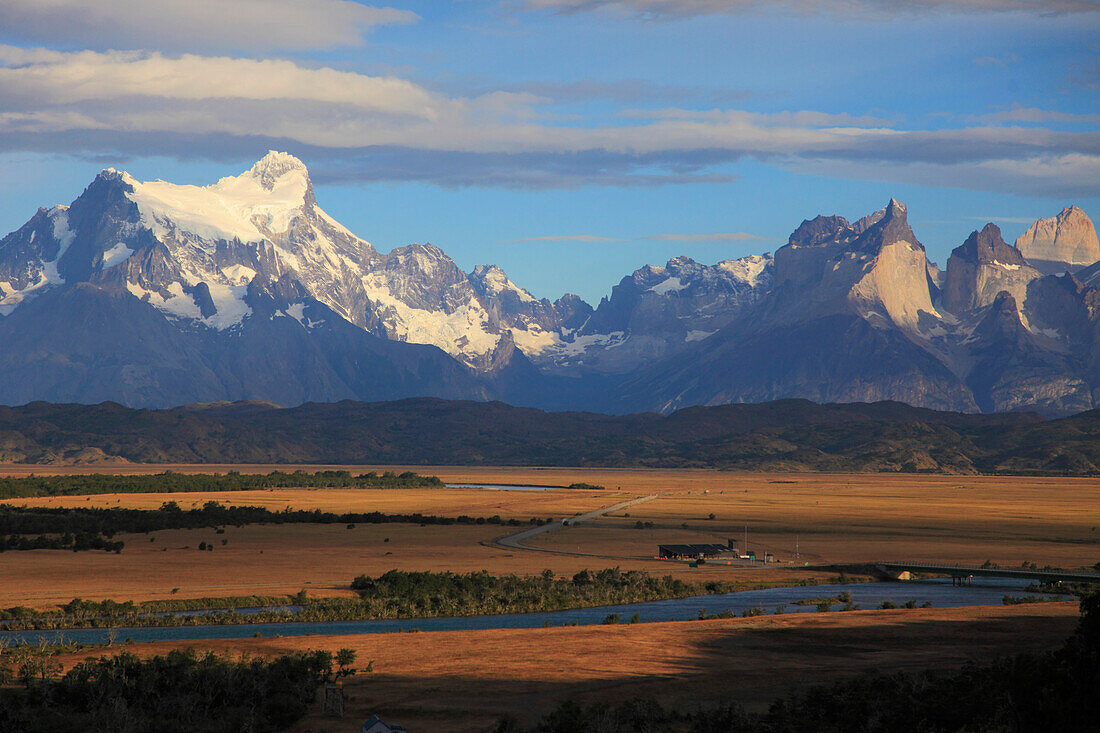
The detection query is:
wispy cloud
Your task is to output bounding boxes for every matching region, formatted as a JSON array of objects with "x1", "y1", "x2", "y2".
[
  {"x1": 514, "y1": 234, "x2": 628, "y2": 242},
  {"x1": 646, "y1": 232, "x2": 773, "y2": 242},
  {"x1": 1071, "y1": 61, "x2": 1100, "y2": 89},
  {"x1": 519, "y1": 0, "x2": 1100, "y2": 18},
  {"x1": 0, "y1": 0, "x2": 417, "y2": 53},
  {"x1": 514, "y1": 232, "x2": 774, "y2": 243},
  {"x1": 973, "y1": 53, "x2": 1020, "y2": 66},
  {"x1": 0, "y1": 46, "x2": 1097, "y2": 195},
  {"x1": 968, "y1": 215, "x2": 1042, "y2": 224},
  {"x1": 790, "y1": 153, "x2": 1100, "y2": 199},
  {"x1": 485, "y1": 79, "x2": 757, "y2": 105},
  {"x1": 617, "y1": 107, "x2": 898, "y2": 127},
  {"x1": 972, "y1": 105, "x2": 1100, "y2": 125}
]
